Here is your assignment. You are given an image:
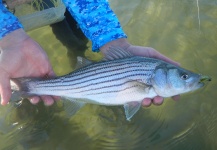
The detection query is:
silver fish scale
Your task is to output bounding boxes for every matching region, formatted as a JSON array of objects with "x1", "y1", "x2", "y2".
[
  {"x1": 12, "y1": 50, "x2": 208, "y2": 120},
  {"x1": 27, "y1": 56, "x2": 161, "y2": 96}
]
